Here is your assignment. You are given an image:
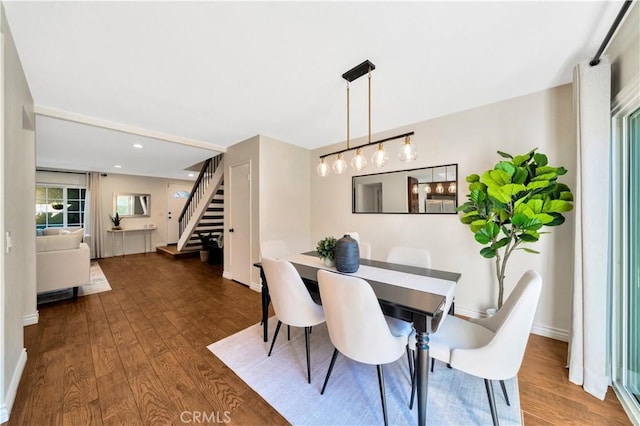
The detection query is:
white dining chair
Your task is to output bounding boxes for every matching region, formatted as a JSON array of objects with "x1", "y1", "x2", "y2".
[
  {"x1": 260, "y1": 240, "x2": 290, "y2": 259},
  {"x1": 261, "y1": 257, "x2": 326, "y2": 383},
  {"x1": 386, "y1": 246, "x2": 432, "y2": 269},
  {"x1": 317, "y1": 269, "x2": 412, "y2": 426},
  {"x1": 421, "y1": 270, "x2": 542, "y2": 425},
  {"x1": 344, "y1": 232, "x2": 372, "y2": 259}
]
